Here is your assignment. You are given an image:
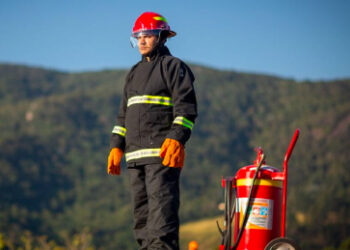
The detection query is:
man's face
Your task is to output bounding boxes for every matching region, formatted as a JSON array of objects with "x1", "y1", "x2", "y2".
[{"x1": 137, "y1": 34, "x2": 158, "y2": 56}]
